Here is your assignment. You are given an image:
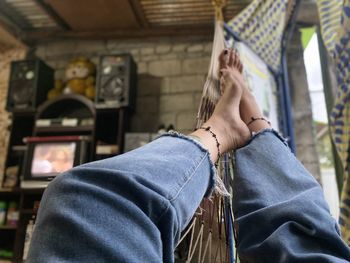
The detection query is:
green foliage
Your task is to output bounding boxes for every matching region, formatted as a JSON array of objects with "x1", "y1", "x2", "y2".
[{"x1": 301, "y1": 27, "x2": 316, "y2": 49}]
